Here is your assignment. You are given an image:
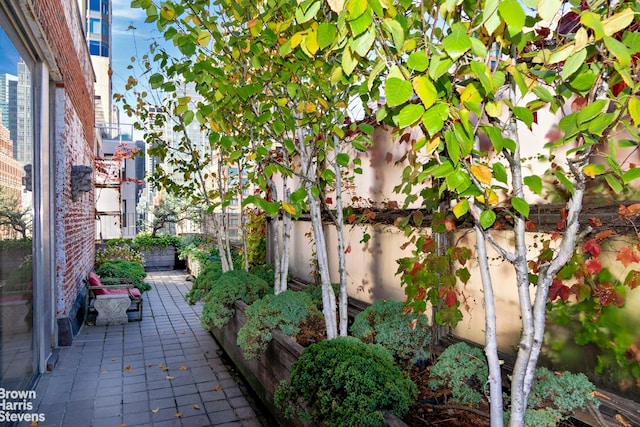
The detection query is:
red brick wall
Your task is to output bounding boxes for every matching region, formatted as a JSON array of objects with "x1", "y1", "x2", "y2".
[{"x1": 31, "y1": 1, "x2": 96, "y2": 316}]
